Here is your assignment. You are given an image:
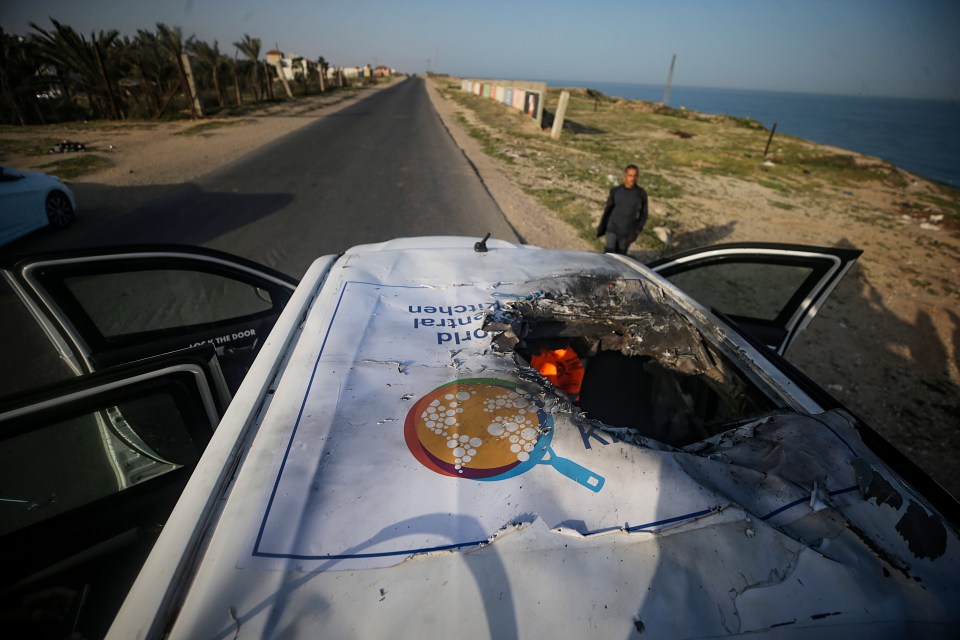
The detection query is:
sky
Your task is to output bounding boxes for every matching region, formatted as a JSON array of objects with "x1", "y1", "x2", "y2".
[{"x1": 3, "y1": 0, "x2": 959, "y2": 100}]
